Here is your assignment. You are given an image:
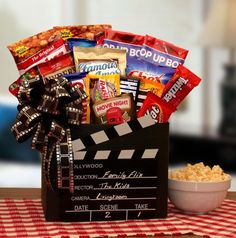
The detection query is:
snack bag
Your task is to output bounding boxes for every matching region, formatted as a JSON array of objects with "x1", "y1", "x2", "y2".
[
  {"x1": 103, "y1": 29, "x2": 176, "y2": 109},
  {"x1": 38, "y1": 53, "x2": 75, "y2": 83},
  {"x1": 73, "y1": 47, "x2": 126, "y2": 75},
  {"x1": 103, "y1": 29, "x2": 146, "y2": 74},
  {"x1": 10, "y1": 52, "x2": 76, "y2": 95},
  {"x1": 137, "y1": 92, "x2": 176, "y2": 123},
  {"x1": 85, "y1": 74, "x2": 120, "y2": 123},
  {"x1": 161, "y1": 64, "x2": 201, "y2": 109},
  {"x1": 92, "y1": 93, "x2": 136, "y2": 125},
  {"x1": 135, "y1": 76, "x2": 165, "y2": 110},
  {"x1": 141, "y1": 35, "x2": 189, "y2": 68},
  {"x1": 7, "y1": 29, "x2": 63, "y2": 75},
  {"x1": 54, "y1": 24, "x2": 111, "y2": 41},
  {"x1": 128, "y1": 62, "x2": 176, "y2": 110},
  {"x1": 67, "y1": 38, "x2": 97, "y2": 51},
  {"x1": 8, "y1": 39, "x2": 70, "y2": 95},
  {"x1": 138, "y1": 65, "x2": 201, "y2": 123},
  {"x1": 65, "y1": 72, "x2": 87, "y2": 88},
  {"x1": 65, "y1": 72, "x2": 88, "y2": 124},
  {"x1": 145, "y1": 61, "x2": 176, "y2": 85}
]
